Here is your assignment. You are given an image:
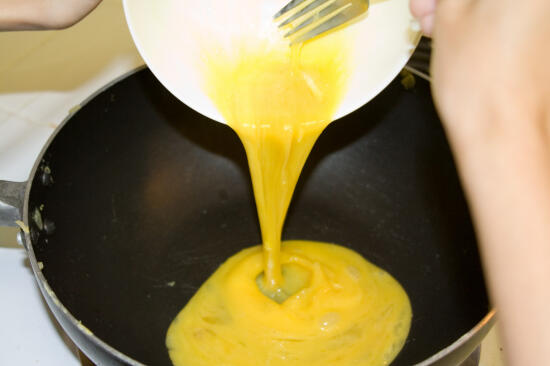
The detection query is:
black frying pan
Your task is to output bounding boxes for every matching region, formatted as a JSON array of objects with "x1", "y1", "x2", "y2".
[{"x1": 0, "y1": 67, "x2": 493, "y2": 365}]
